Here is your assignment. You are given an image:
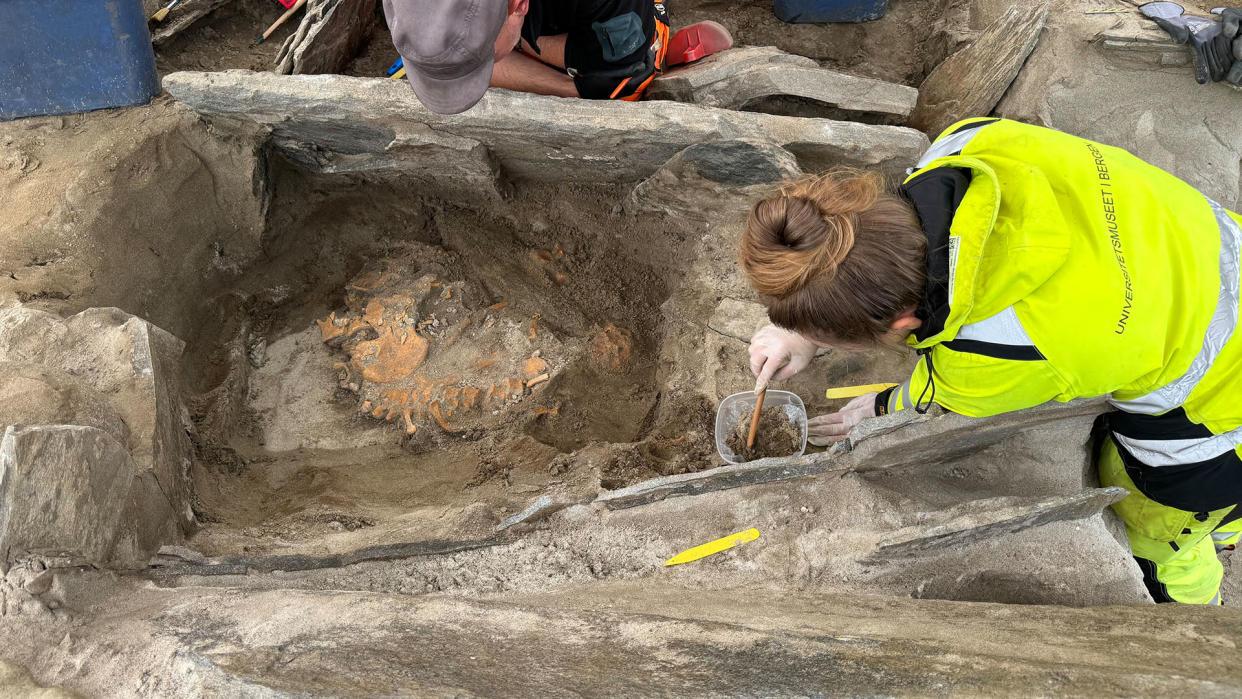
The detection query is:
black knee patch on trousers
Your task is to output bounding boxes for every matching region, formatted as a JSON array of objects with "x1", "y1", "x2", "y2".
[{"x1": 1135, "y1": 556, "x2": 1176, "y2": 603}]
